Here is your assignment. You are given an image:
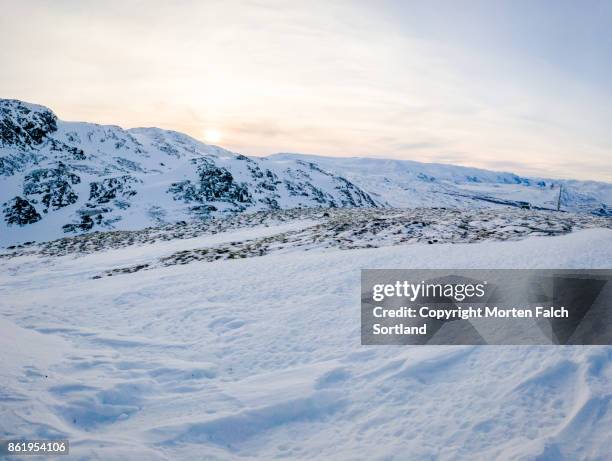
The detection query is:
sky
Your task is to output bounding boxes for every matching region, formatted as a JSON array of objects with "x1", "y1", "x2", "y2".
[{"x1": 1, "y1": 0, "x2": 611, "y2": 181}]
